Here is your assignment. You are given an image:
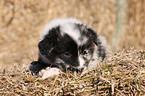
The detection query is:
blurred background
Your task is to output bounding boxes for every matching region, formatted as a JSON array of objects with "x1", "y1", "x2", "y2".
[{"x1": 0, "y1": 0, "x2": 145, "y2": 69}]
